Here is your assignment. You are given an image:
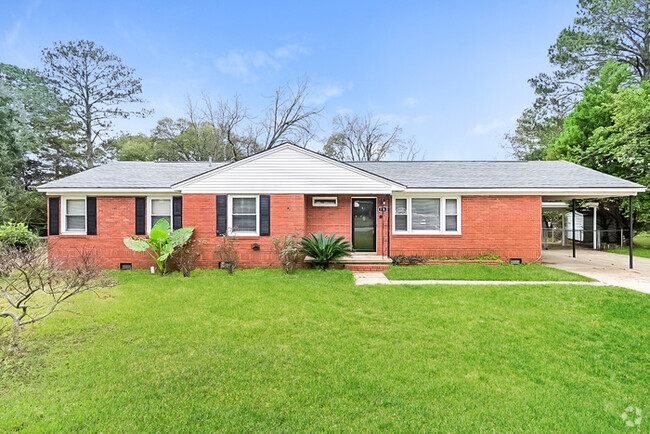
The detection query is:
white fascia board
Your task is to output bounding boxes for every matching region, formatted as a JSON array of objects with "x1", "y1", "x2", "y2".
[
  {"x1": 172, "y1": 144, "x2": 406, "y2": 190},
  {"x1": 38, "y1": 188, "x2": 178, "y2": 195},
  {"x1": 402, "y1": 187, "x2": 646, "y2": 197}
]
